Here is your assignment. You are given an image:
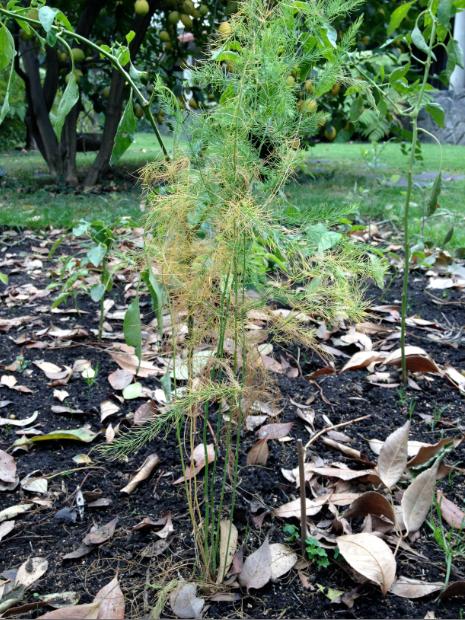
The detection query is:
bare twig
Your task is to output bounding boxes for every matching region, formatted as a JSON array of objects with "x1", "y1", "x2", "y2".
[
  {"x1": 297, "y1": 439, "x2": 307, "y2": 558},
  {"x1": 304, "y1": 414, "x2": 371, "y2": 450}
]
